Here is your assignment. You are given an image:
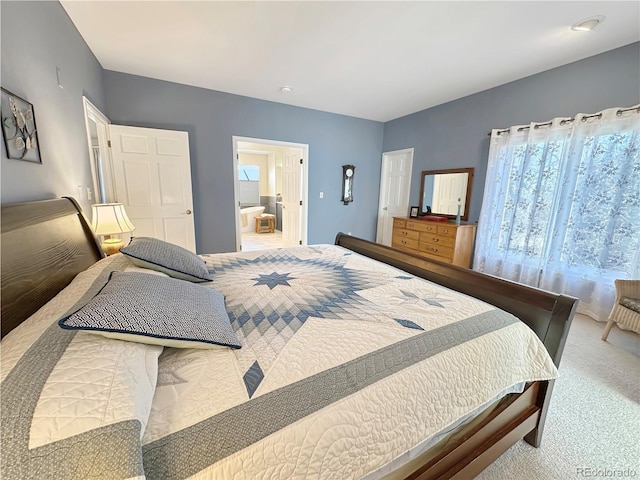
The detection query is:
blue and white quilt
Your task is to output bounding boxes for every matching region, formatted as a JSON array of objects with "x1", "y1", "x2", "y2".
[{"x1": 1, "y1": 245, "x2": 558, "y2": 479}]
